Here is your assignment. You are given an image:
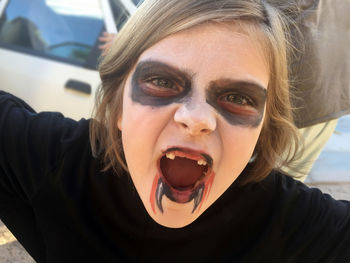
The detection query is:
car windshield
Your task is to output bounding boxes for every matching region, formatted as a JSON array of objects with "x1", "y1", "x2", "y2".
[{"x1": 0, "y1": 0, "x2": 104, "y2": 65}]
